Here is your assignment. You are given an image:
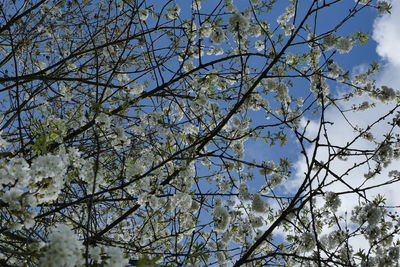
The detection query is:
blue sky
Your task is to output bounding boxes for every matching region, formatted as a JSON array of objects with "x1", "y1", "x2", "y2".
[
  {"x1": 282, "y1": 0, "x2": 400, "y2": 253},
  {"x1": 140, "y1": 0, "x2": 400, "y2": 249},
  {"x1": 240, "y1": 0, "x2": 384, "y2": 182},
  {"x1": 1, "y1": 1, "x2": 399, "y2": 266}
]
